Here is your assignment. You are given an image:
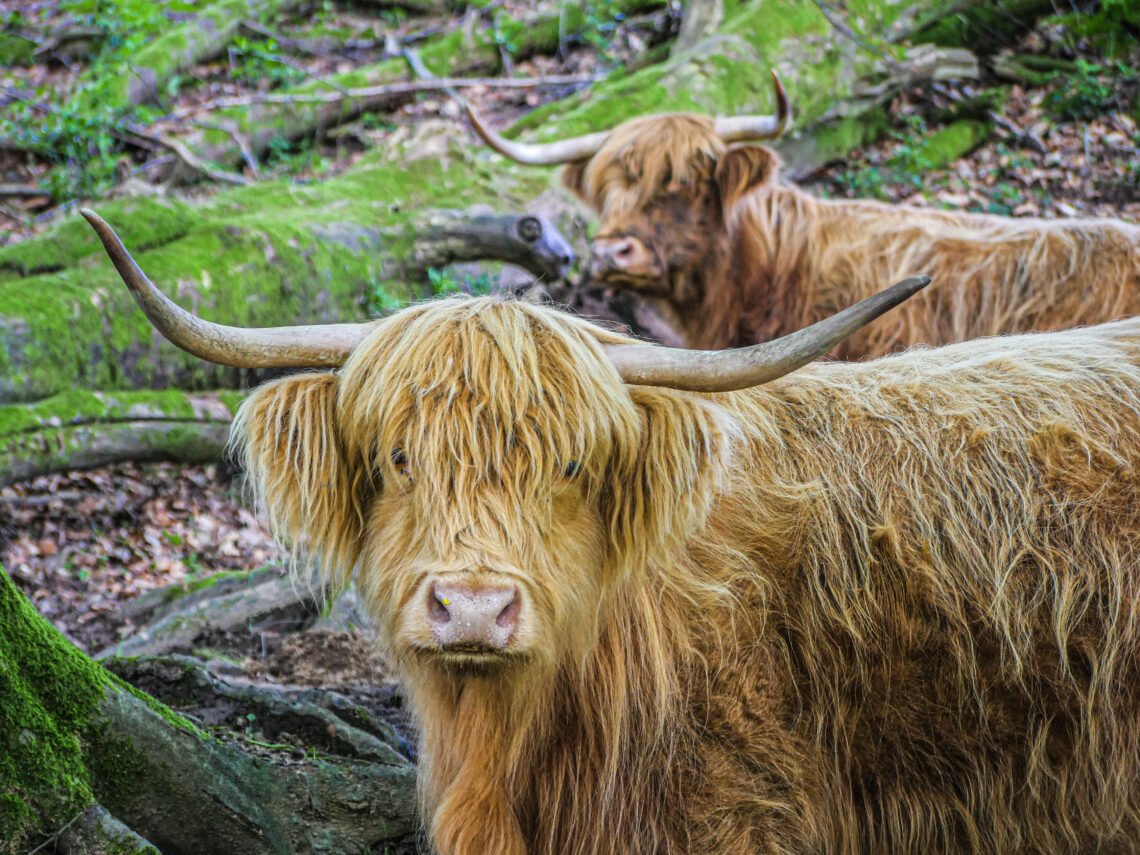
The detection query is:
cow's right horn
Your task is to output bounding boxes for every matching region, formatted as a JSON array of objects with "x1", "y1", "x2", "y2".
[
  {"x1": 466, "y1": 104, "x2": 610, "y2": 166},
  {"x1": 713, "y1": 70, "x2": 791, "y2": 142},
  {"x1": 81, "y1": 209, "x2": 371, "y2": 368},
  {"x1": 603, "y1": 275, "x2": 931, "y2": 392}
]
